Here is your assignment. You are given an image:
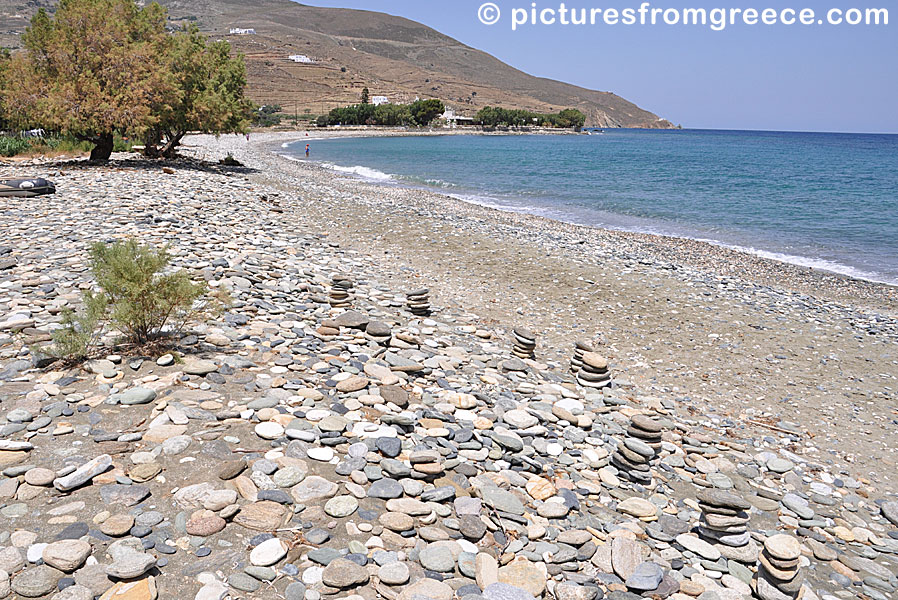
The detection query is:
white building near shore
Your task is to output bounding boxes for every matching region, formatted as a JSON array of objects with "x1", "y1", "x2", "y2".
[{"x1": 371, "y1": 96, "x2": 390, "y2": 106}]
